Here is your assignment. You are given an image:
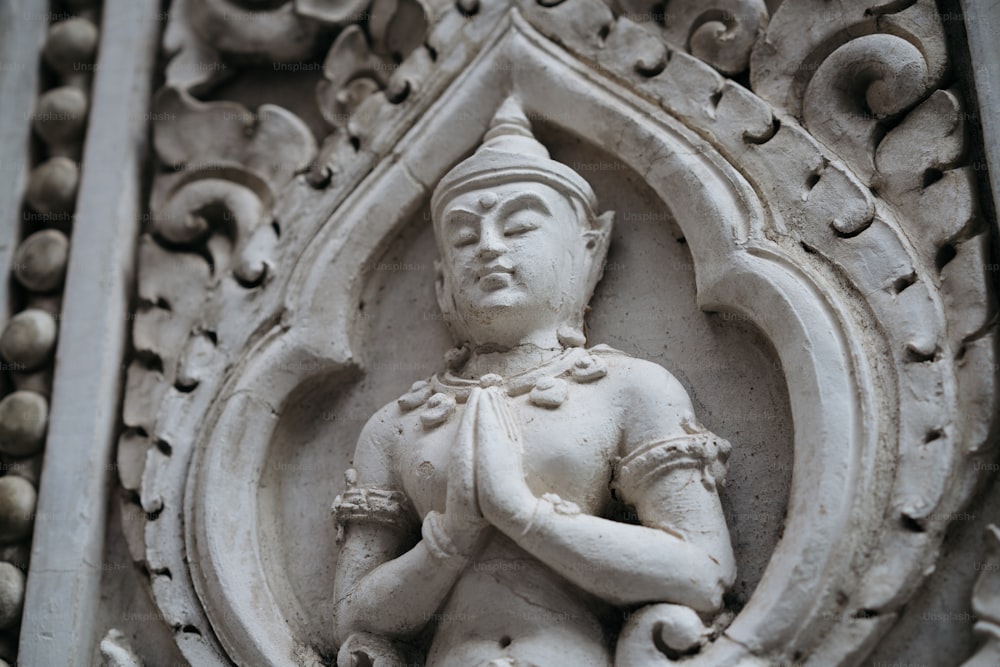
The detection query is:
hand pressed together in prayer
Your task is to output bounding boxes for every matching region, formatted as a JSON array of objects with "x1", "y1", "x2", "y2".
[{"x1": 442, "y1": 383, "x2": 542, "y2": 555}]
